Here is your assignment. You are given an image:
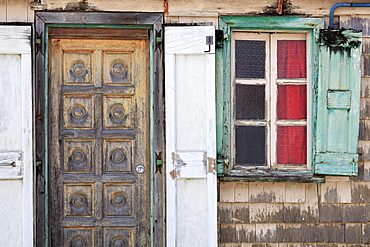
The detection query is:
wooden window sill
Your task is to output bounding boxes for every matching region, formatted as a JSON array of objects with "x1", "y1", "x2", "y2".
[{"x1": 219, "y1": 169, "x2": 325, "y2": 183}]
